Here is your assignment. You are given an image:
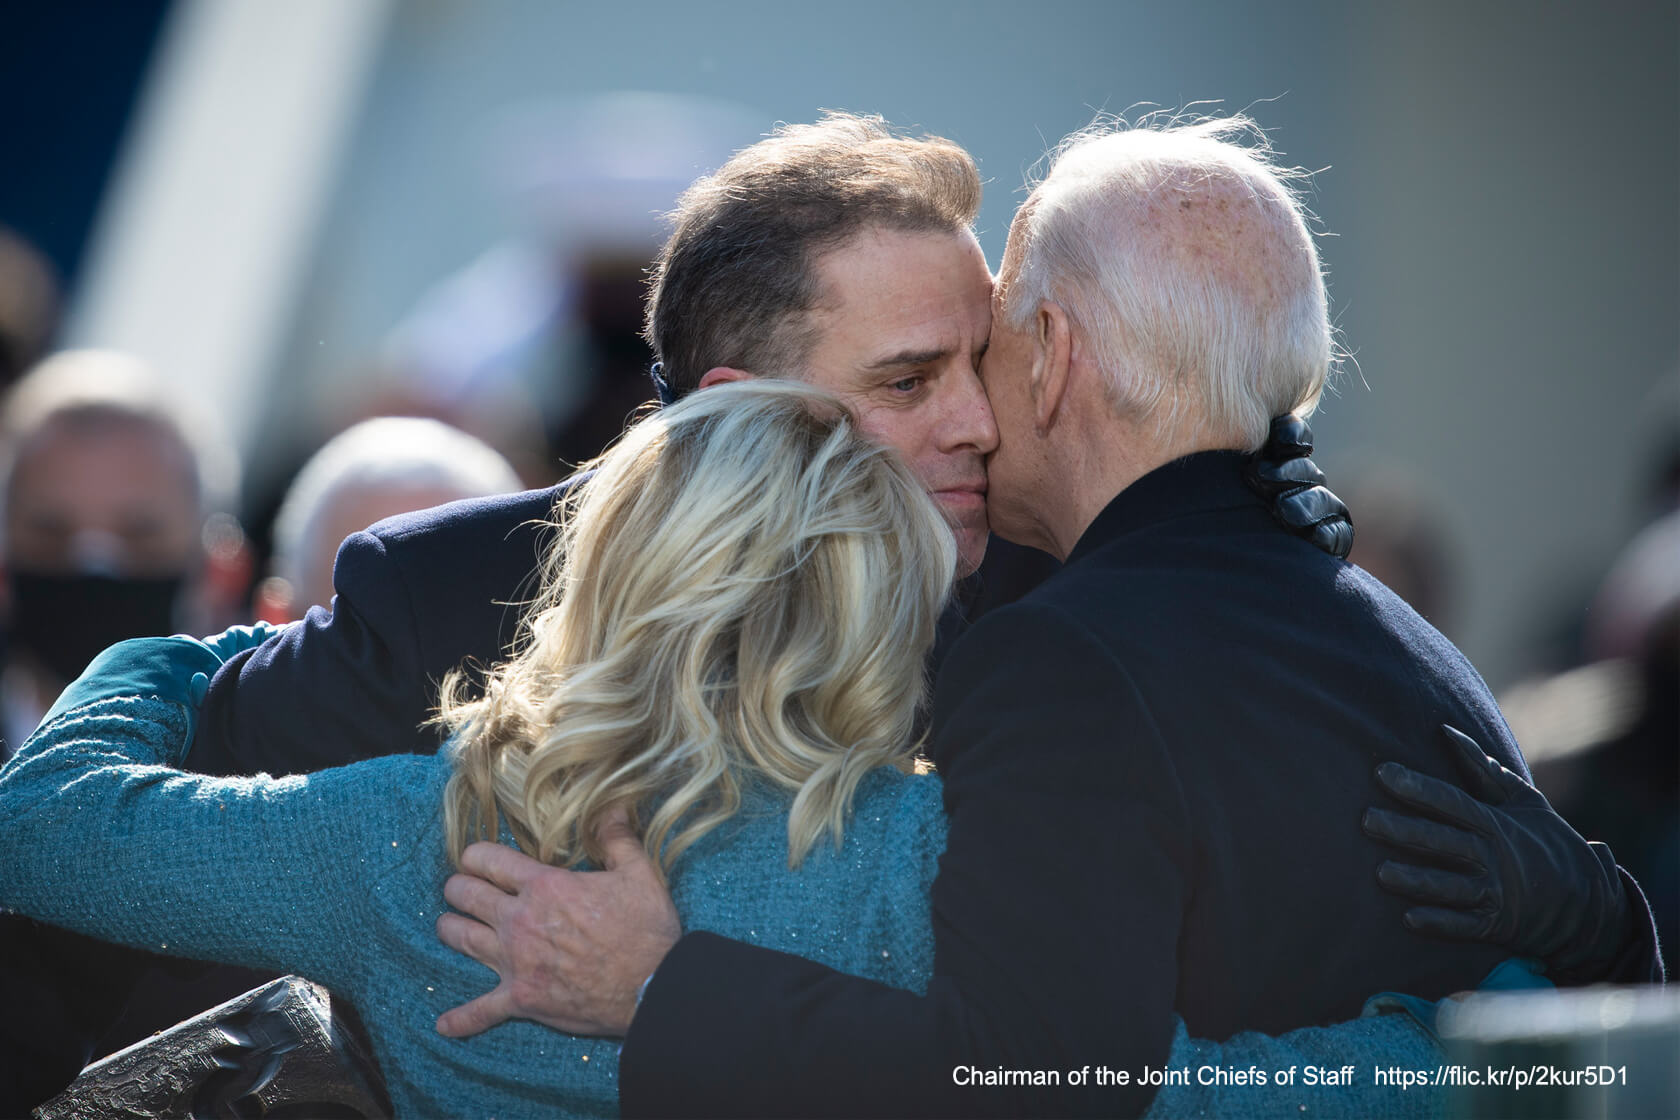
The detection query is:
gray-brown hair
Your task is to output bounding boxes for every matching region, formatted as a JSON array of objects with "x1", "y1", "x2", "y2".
[{"x1": 646, "y1": 112, "x2": 981, "y2": 396}]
